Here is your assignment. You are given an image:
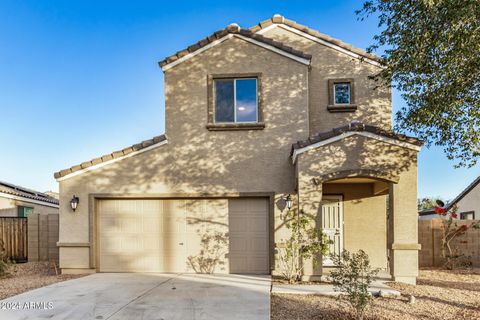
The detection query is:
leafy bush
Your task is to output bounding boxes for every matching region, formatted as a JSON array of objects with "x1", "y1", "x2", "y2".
[
  {"x1": 0, "y1": 240, "x2": 13, "y2": 278},
  {"x1": 330, "y1": 250, "x2": 379, "y2": 320},
  {"x1": 277, "y1": 209, "x2": 332, "y2": 283}
]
